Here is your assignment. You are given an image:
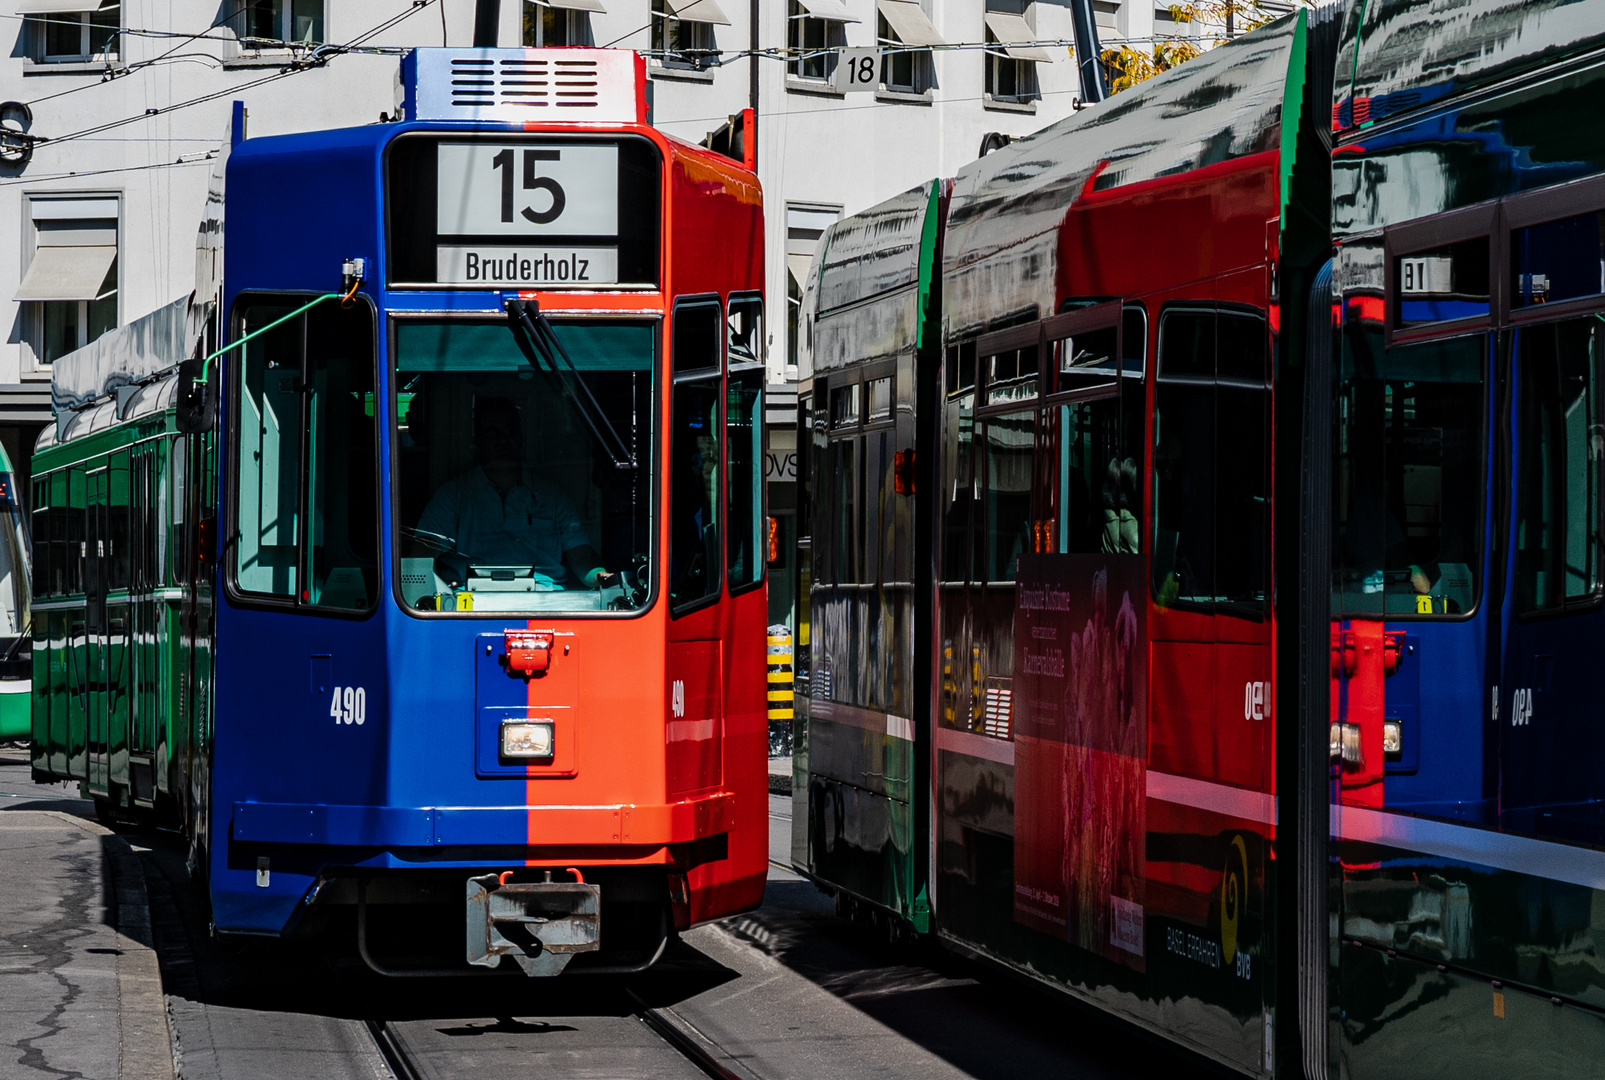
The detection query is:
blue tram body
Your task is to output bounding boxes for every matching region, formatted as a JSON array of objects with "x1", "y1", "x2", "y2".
[{"x1": 32, "y1": 49, "x2": 770, "y2": 970}]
